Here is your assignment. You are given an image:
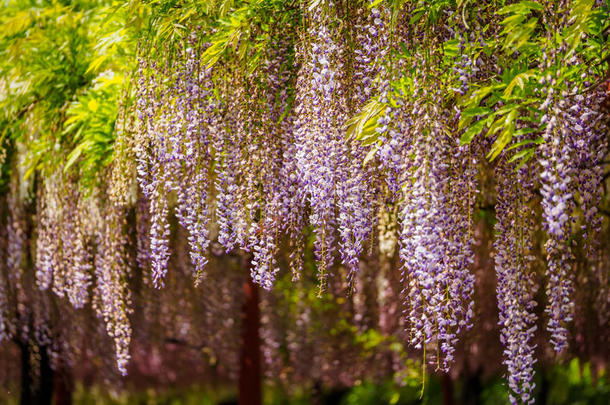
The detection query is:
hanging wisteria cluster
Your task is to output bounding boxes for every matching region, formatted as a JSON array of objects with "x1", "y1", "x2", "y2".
[
  {"x1": 494, "y1": 161, "x2": 538, "y2": 405},
  {"x1": 0, "y1": 0, "x2": 608, "y2": 402}
]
